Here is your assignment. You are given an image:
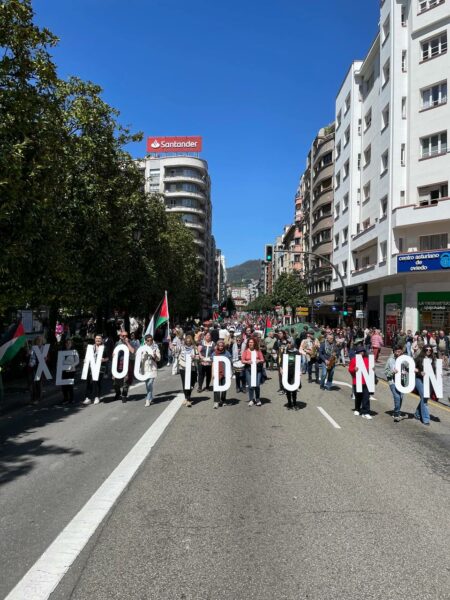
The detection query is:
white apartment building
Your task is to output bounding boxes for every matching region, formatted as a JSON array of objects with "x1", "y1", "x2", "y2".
[
  {"x1": 332, "y1": 0, "x2": 450, "y2": 340},
  {"x1": 136, "y1": 155, "x2": 215, "y2": 317}
]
